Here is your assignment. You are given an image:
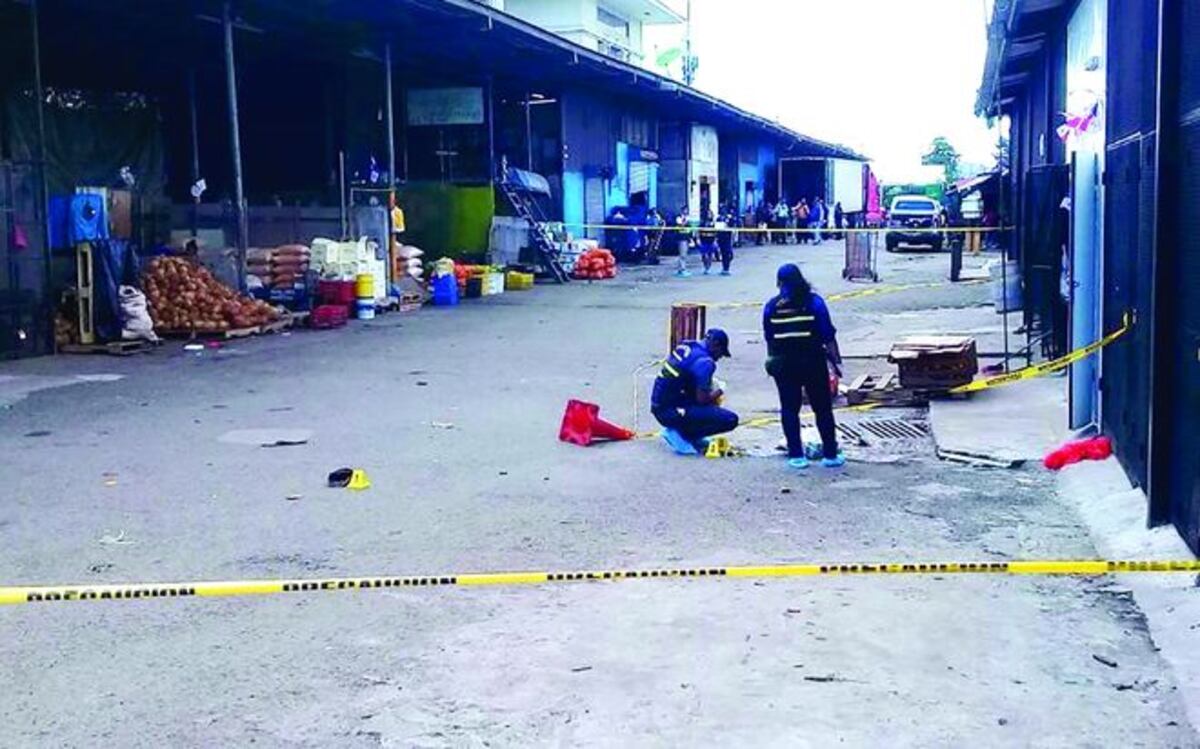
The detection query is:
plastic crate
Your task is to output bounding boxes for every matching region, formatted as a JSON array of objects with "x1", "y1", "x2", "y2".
[
  {"x1": 505, "y1": 271, "x2": 534, "y2": 290},
  {"x1": 311, "y1": 304, "x2": 349, "y2": 329},
  {"x1": 482, "y1": 272, "x2": 505, "y2": 296},
  {"x1": 317, "y1": 280, "x2": 356, "y2": 307}
]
